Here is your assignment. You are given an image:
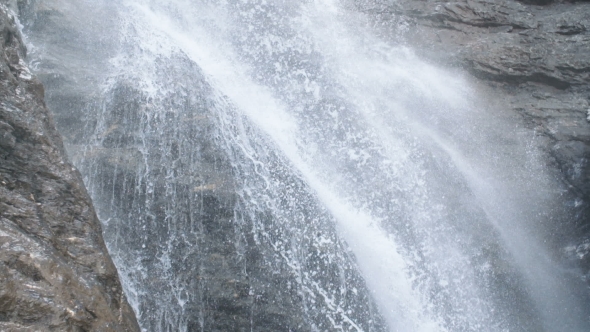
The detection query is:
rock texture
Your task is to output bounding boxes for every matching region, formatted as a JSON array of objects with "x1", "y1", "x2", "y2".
[
  {"x1": 353, "y1": 0, "x2": 590, "y2": 279},
  {"x1": 0, "y1": 4, "x2": 139, "y2": 331}
]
